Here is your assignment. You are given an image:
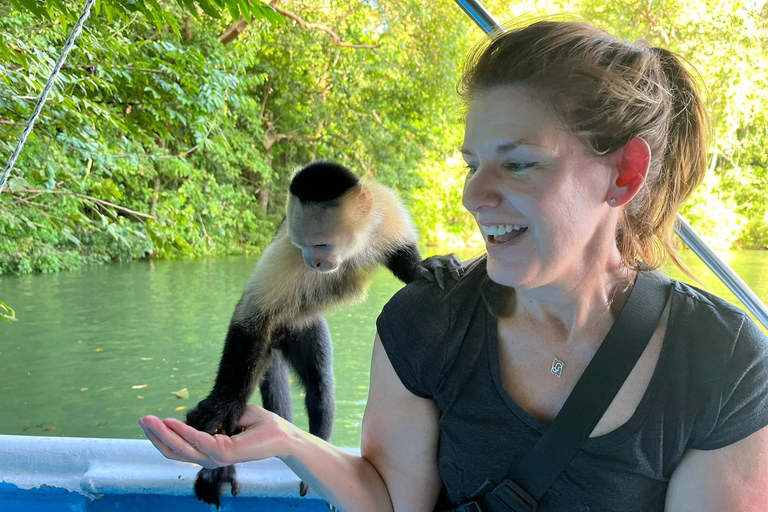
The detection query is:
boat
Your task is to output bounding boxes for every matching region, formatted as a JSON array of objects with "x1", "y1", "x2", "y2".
[{"x1": 0, "y1": 434, "x2": 340, "y2": 511}]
